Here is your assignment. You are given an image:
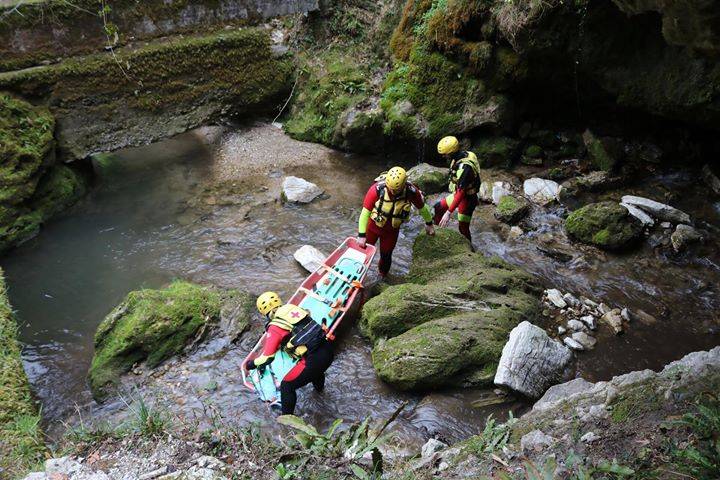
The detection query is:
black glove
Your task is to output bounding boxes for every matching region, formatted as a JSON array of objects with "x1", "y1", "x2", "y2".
[{"x1": 246, "y1": 360, "x2": 257, "y2": 371}]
